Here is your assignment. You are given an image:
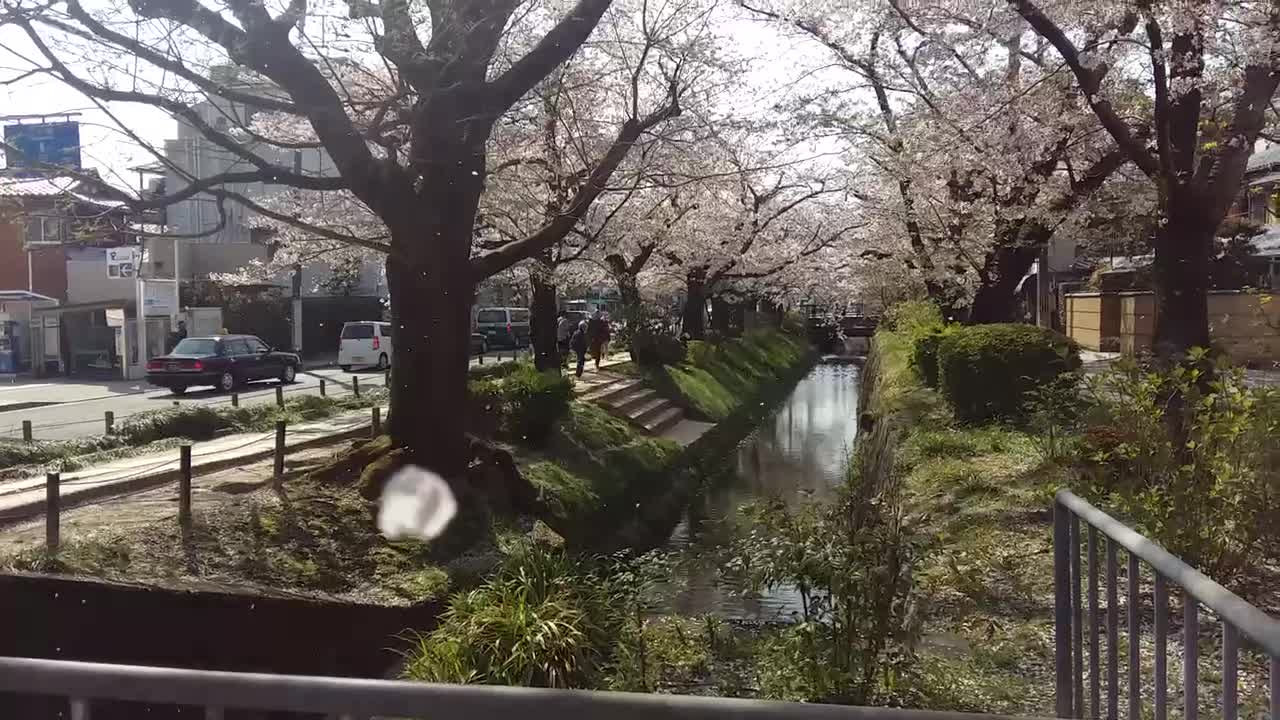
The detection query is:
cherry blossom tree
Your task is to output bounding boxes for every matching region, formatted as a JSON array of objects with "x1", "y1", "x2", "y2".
[{"x1": 1, "y1": 0, "x2": 707, "y2": 487}]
